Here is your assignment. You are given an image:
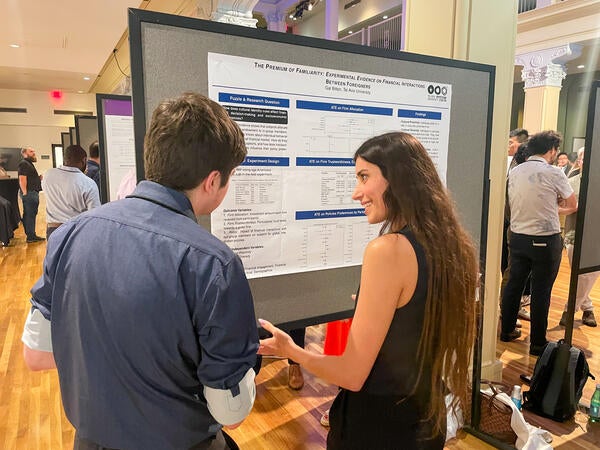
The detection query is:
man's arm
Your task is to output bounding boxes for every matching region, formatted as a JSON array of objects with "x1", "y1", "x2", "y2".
[
  {"x1": 85, "y1": 183, "x2": 101, "y2": 210},
  {"x1": 19, "y1": 174, "x2": 27, "y2": 195},
  {"x1": 558, "y1": 193, "x2": 577, "y2": 216},
  {"x1": 194, "y1": 255, "x2": 259, "y2": 427}
]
